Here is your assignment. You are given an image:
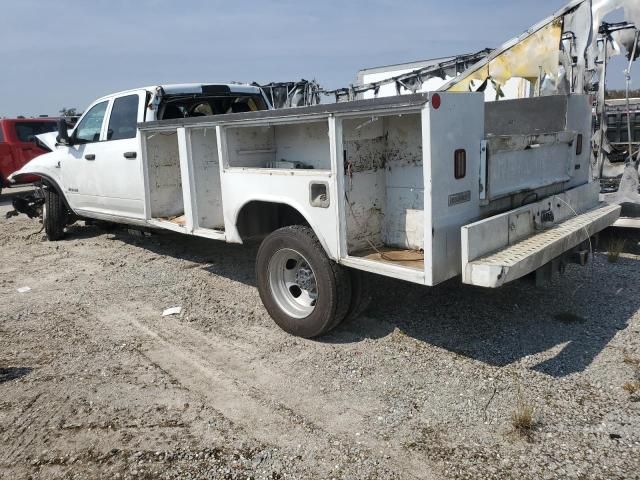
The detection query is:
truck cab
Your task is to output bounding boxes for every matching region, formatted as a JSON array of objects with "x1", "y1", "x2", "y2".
[
  {"x1": 10, "y1": 83, "x2": 269, "y2": 223},
  {"x1": 0, "y1": 117, "x2": 58, "y2": 195}
]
